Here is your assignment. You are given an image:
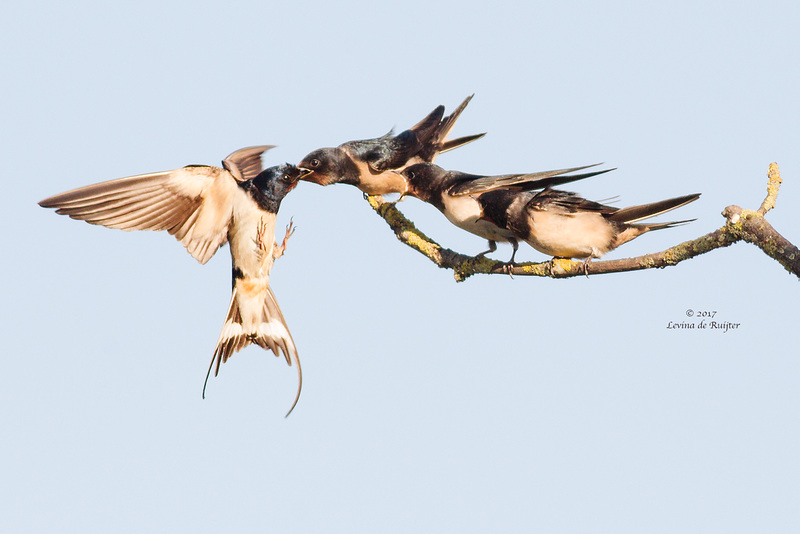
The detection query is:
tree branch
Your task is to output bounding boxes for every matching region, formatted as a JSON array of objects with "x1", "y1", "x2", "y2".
[
  {"x1": 365, "y1": 163, "x2": 799, "y2": 281},
  {"x1": 758, "y1": 162, "x2": 782, "y2": 215}
]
